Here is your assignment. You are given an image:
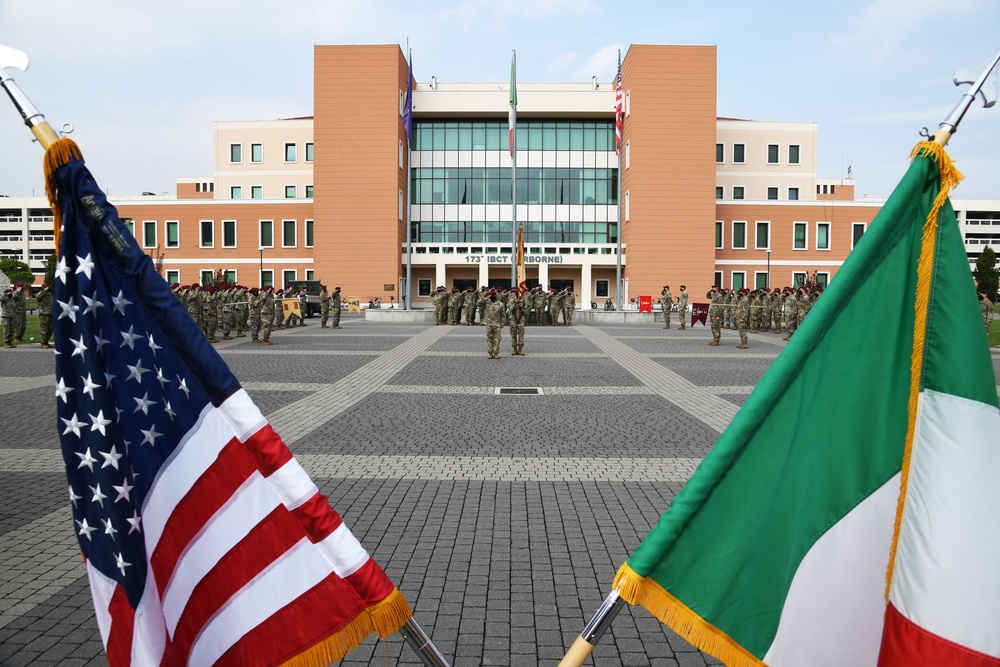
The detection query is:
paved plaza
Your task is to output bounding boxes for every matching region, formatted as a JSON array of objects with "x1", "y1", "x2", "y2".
[{"x1": 2, "y1": 316, "x2": 998, "y2": 666}]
